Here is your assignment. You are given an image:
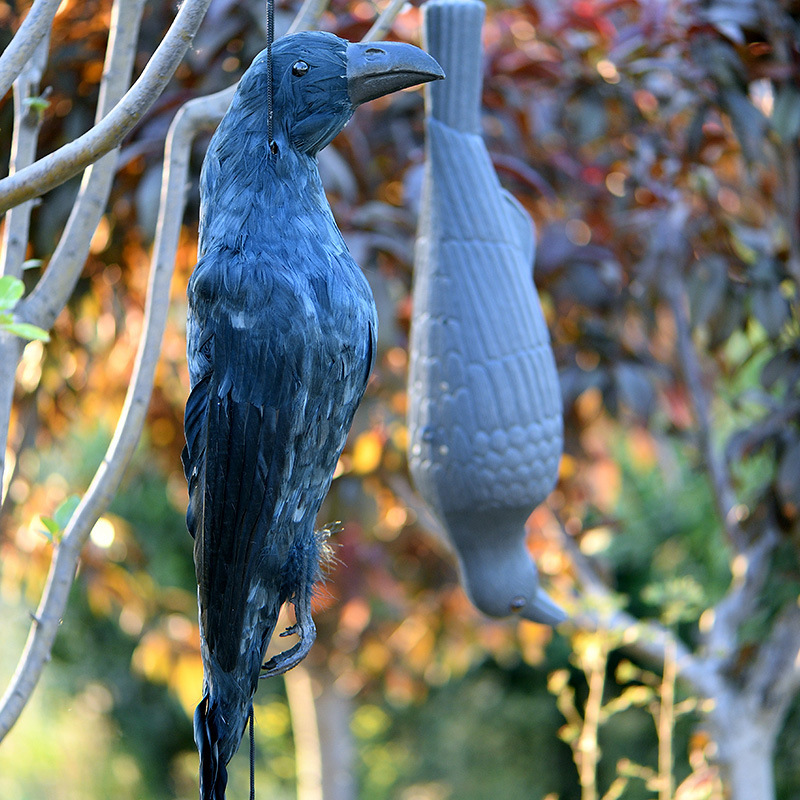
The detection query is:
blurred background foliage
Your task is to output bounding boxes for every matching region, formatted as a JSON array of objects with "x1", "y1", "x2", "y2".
[{"x1": 1, "y1": 0, "x2": 799, "y2": 797}]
